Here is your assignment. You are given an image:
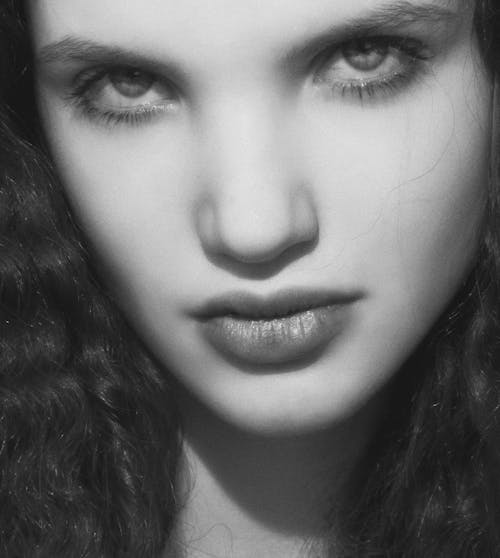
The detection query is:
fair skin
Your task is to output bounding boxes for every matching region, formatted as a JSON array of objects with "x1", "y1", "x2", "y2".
[{"x1": 30, "y1": 0, "x2": 490, "y2": 556}]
